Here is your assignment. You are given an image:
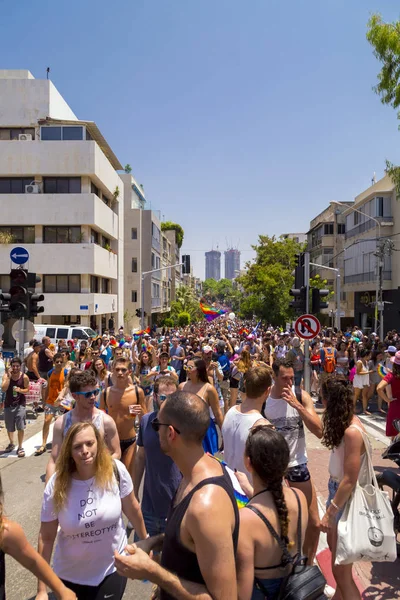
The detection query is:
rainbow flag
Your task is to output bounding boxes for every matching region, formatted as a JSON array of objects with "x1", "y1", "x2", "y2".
[
  {"x1": 239, "y1": 327, "x2": 249, "y2": 336},
  {"x1": 199, "y1": 302, "x2": 226, "y2": 322},
  {"x1": 133, "y1": 326, "x2": 150, "y2": 341},
  {"x1": 212, "y1": 455, "x2": 249, "y2": 508}
]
